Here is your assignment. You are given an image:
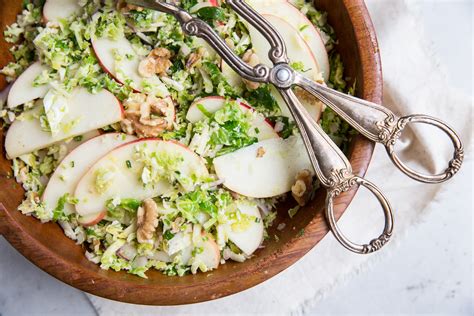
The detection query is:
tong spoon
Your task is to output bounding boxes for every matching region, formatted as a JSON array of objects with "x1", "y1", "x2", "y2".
[{"x1": 126, "y1": 0, "x2": 463, "y2": 254}]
